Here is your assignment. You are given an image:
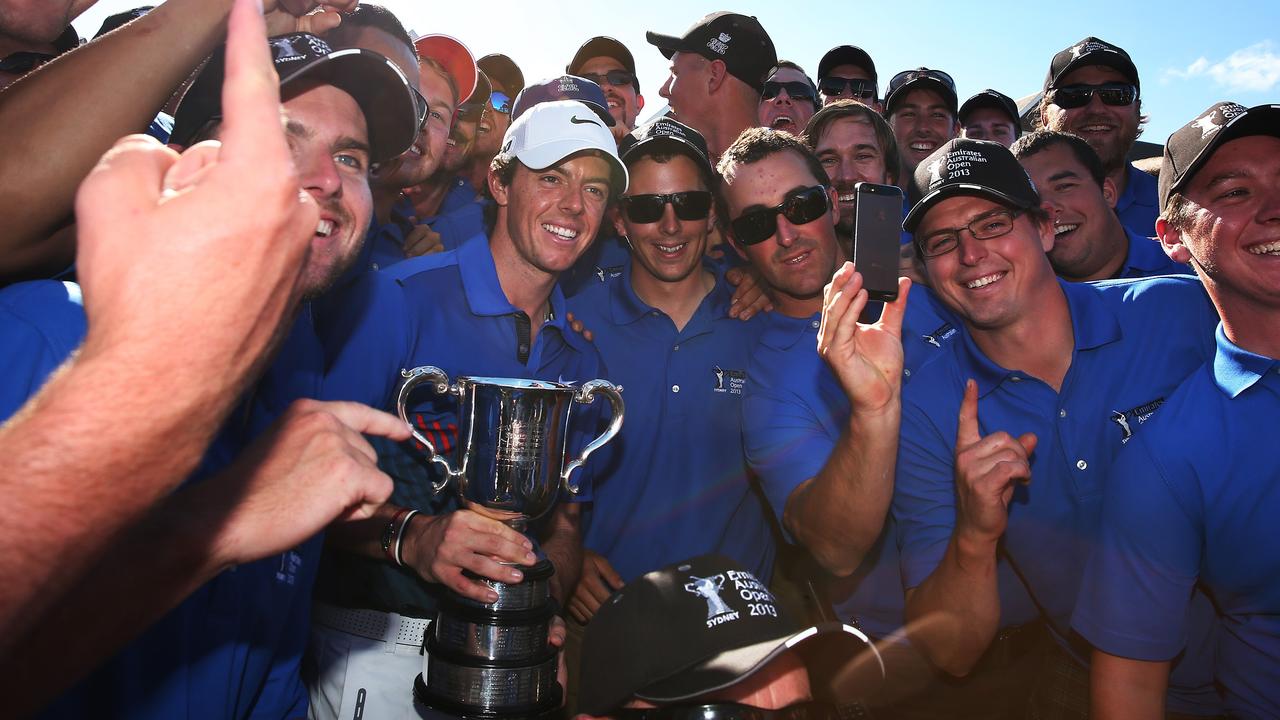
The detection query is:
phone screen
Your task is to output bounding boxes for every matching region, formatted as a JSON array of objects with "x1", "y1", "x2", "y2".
[{"x1": 853, "y1": 182, "x2": 904, "y2": 303}]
